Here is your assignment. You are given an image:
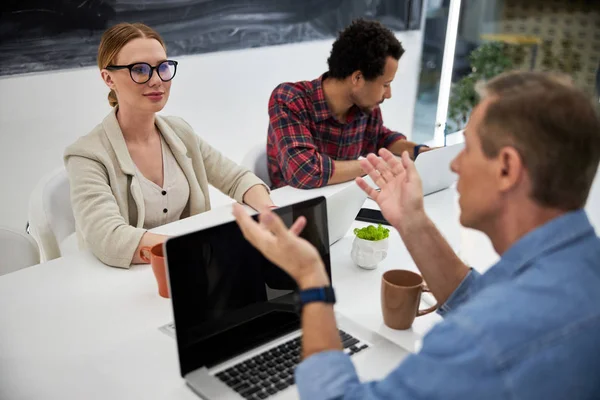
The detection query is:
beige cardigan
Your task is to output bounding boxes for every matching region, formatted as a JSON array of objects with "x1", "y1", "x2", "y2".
[{"x1": 64, "y1": 108, "x2": 266, "y2": 268}]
